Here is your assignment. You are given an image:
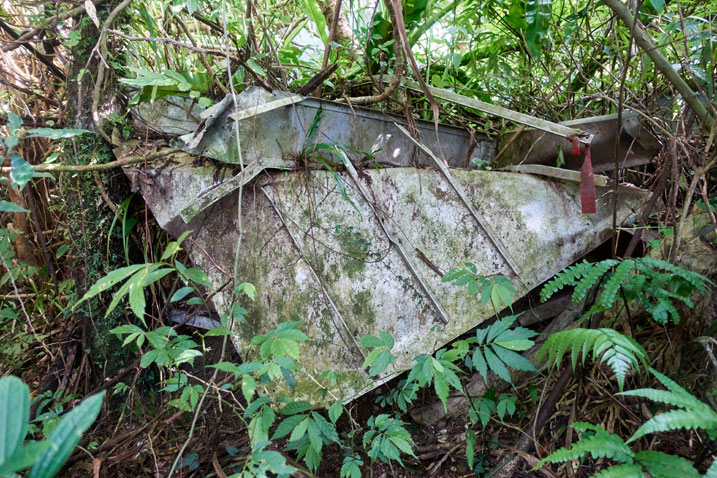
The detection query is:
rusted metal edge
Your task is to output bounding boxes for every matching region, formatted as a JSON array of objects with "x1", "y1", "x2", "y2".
[
  {"x1": 393, "y1": 123, "x2": 525, "y2": 281},
  {"x1": 382, "y1": 75, "x2": 594, "y2": 144}
]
